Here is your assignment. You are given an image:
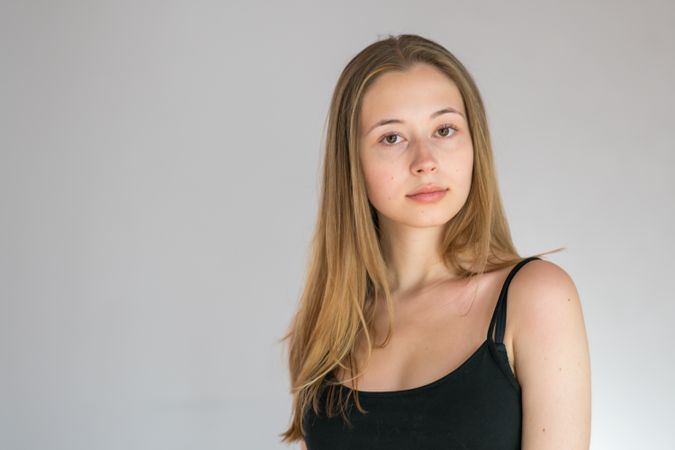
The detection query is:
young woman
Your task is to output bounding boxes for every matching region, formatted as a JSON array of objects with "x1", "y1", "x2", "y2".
[{"x1": 279, "y1": 34, "x2": 591, "y2": 449}]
